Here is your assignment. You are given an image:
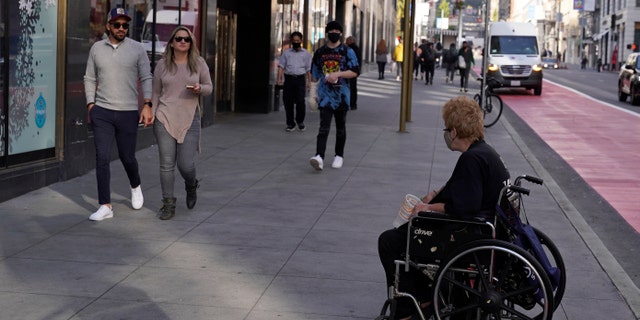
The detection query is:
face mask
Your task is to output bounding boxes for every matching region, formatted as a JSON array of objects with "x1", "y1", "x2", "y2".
[
  {"x1": 292, "y1": 42, "x2": 301, "y2": 49},
  {"x1": 443, "y1": 130, "x2": 454, "y2": 150},
  {"x1": 327, "y1": 32, "x2": 341, "y2": 43}
]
